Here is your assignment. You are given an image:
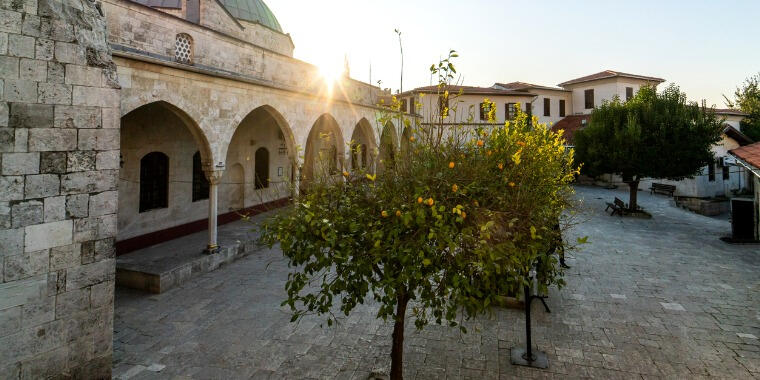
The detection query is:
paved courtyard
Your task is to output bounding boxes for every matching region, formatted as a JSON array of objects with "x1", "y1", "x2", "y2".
[{"x1": 113, "y1": 186, "x2": 760, "y2": 379}]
